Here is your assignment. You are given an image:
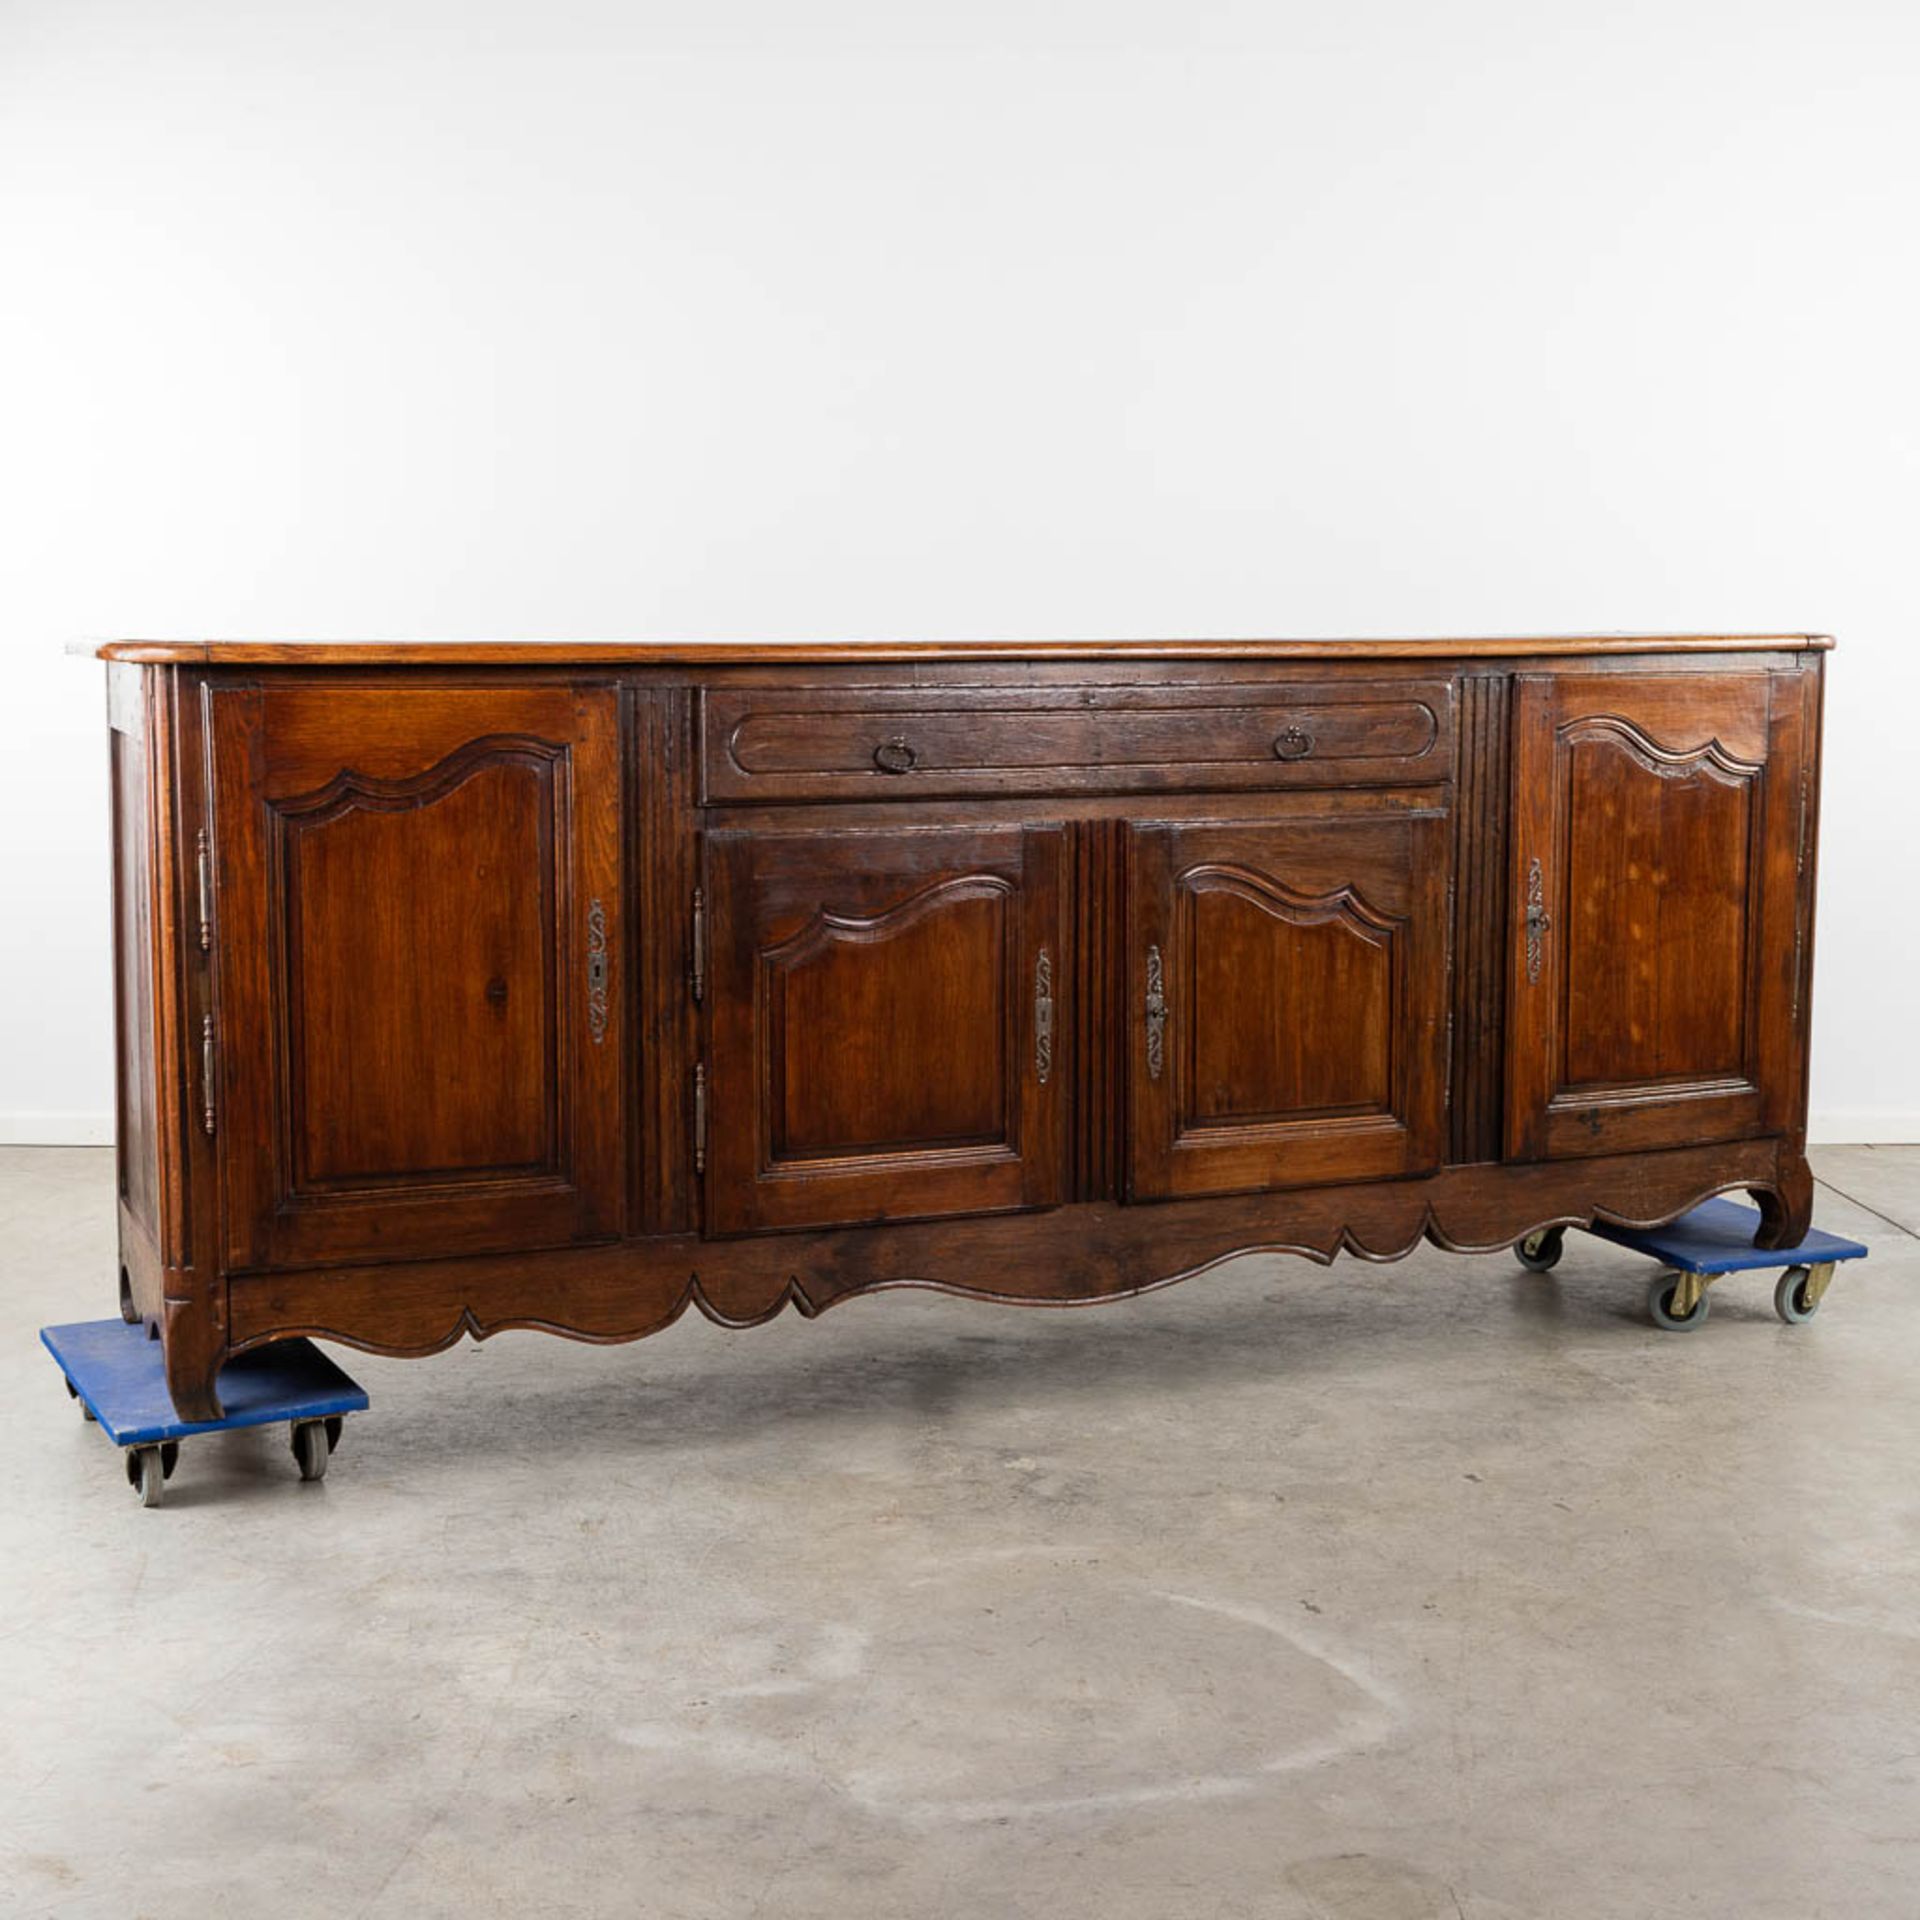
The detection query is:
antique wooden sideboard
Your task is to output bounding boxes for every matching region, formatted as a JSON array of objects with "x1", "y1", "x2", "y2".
[{"x1": 96, "y1": 636, "x2": 1828, "y2": 1420}]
